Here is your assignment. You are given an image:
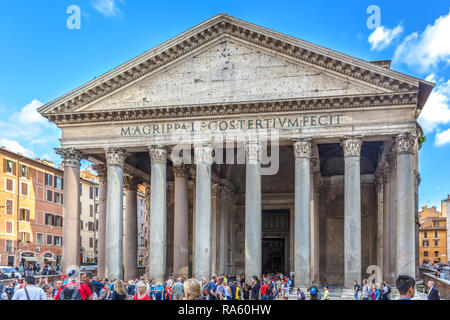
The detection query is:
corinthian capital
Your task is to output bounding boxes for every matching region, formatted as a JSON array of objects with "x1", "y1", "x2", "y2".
[
  {"x1": 194, "y1": 144, "x2": 214, "y2": 164},
  {"x1": 395, "y1": 133, "x2": 416, "y2": 155},
  {"x1": 105, "y1": 148, "x2": 128, "y2": 168},
  {"x1": 173, "y1": 163, "x2": 190, "y2": 178},
  {"x1": 92, "y1": 164, "x2": 107, "y2": 182},
  {"x1": 244, "y1": 140, "x2": 262, "y2": 163},
  {"x1": 123, "y1": 175, "x2": 141, "y2": 190},
  {"x1": 56, "y1": 148, "x2": 85, "y2": 168},
  {"x1": 341, "y1": 136, "x2": 363, "y2": 158},
  {"x1": 149, "y1": 146, "x2": 167, "y2": 165},
  {"x1": 293, "y1": 139, "x2": 312, "y2": 159}
]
